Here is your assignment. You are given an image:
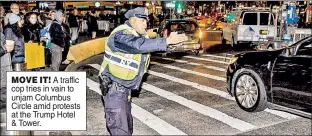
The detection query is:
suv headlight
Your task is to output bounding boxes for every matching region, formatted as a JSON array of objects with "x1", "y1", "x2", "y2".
[{"x1": 230, "y1": 57, "x2": 238, "y2": 64}]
